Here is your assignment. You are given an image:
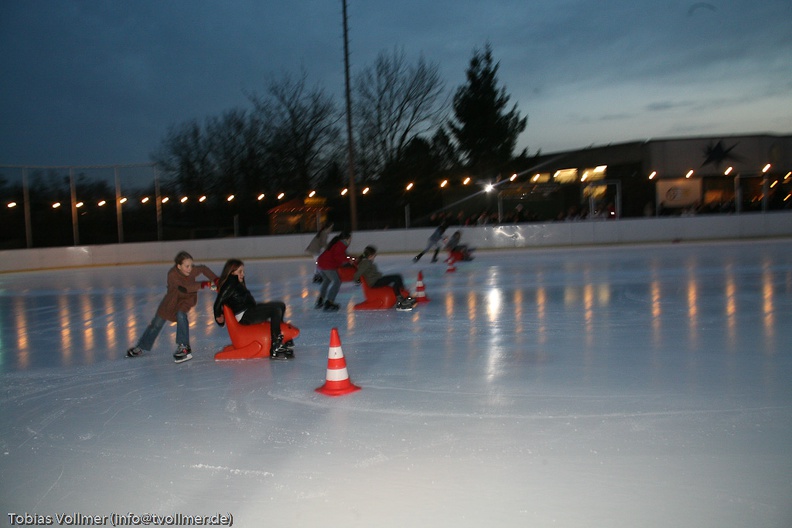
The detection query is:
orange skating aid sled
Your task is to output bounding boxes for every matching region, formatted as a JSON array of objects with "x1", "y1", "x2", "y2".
[
  {"x1": 354, "y1": 276, "x2": 411, "y2": 310},
  {"x1": 214, "y1": 305, "x2": 299, "y2": 360}
]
